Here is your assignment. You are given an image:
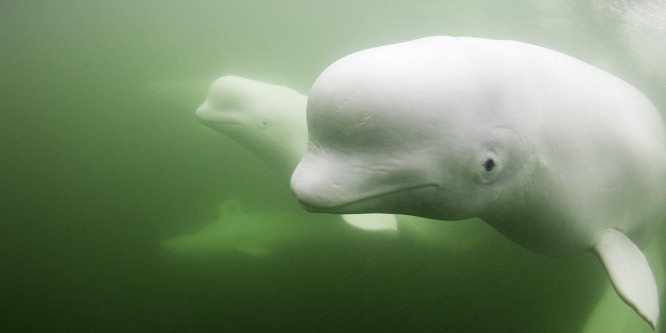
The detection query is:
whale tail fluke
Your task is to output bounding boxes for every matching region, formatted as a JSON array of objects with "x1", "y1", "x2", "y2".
[{"x1": 593, "y1": 228, "x2": 659, "y2": 330}]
